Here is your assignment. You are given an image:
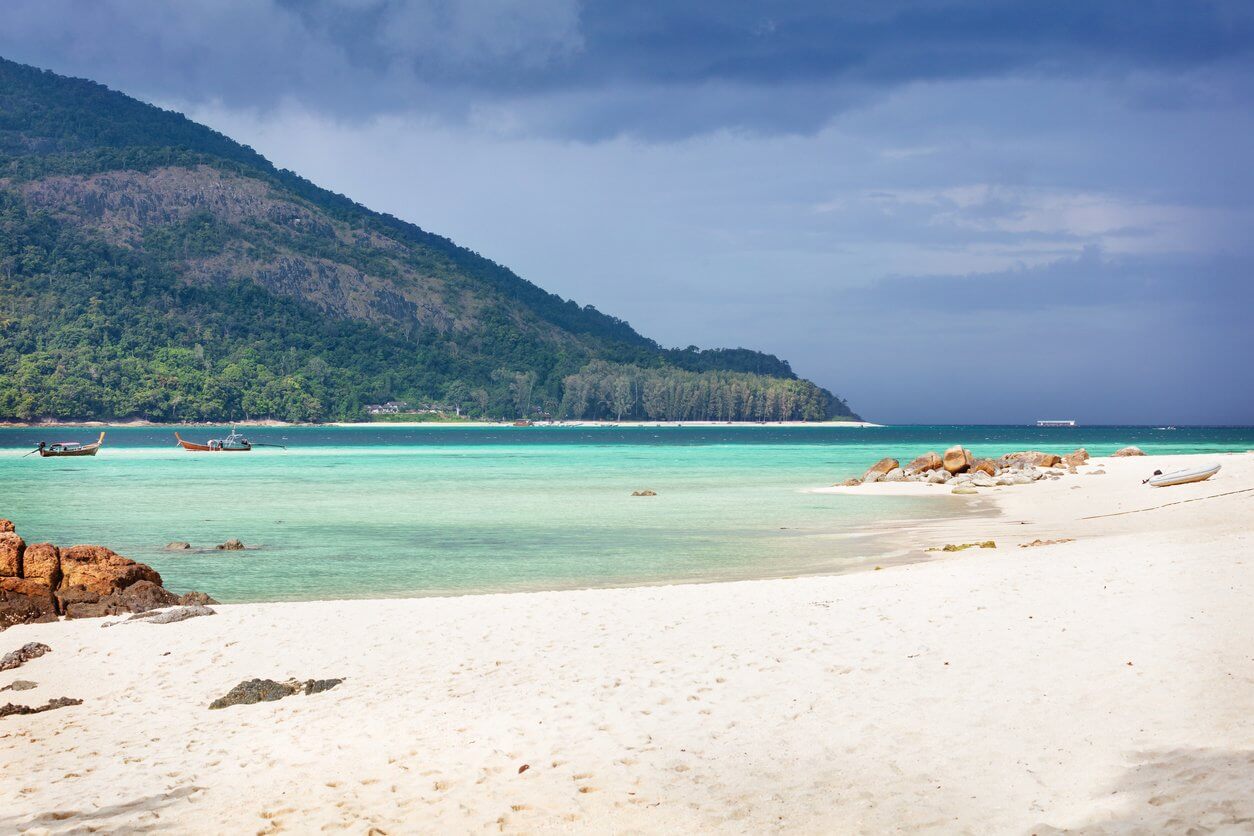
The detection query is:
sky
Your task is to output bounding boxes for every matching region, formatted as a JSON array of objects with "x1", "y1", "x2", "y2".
[{"x1": 2, "y1": 0, "x2": 1252, "y2": 423}]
